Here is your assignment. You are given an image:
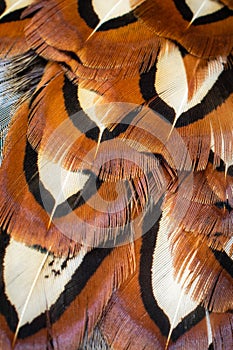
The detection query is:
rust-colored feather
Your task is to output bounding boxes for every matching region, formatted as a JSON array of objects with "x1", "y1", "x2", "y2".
[
  {"x1": 23, "y1": 0, "x2": 161, "y2": 80},
  {"x1": 134, "y1": 0, "x2": 233, "y2": 58},
  {"x1": 0, "y1": 0, "x2": 233, "y2": 349}
]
